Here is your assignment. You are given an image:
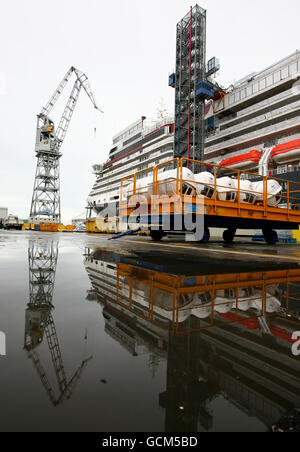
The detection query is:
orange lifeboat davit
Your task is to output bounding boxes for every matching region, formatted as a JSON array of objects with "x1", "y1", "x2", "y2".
[
  {"x1": 270, "y1": 139, "x2": 300, "y2": 164},
  {"x1": 219, "y1": 150, "x2": 262, "y2": 171}
]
